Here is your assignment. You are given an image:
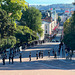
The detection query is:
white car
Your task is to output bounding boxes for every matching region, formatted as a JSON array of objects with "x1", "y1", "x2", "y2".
[
  {"x1": 6, "y1": 48, "x2": 10, "y2": 52},
  {"x1": 51, "y1": 39, "x2": 60, "y2": 42},
  {"x1": 51, "y1": 39, "x2": 56, "y2": 42}
]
